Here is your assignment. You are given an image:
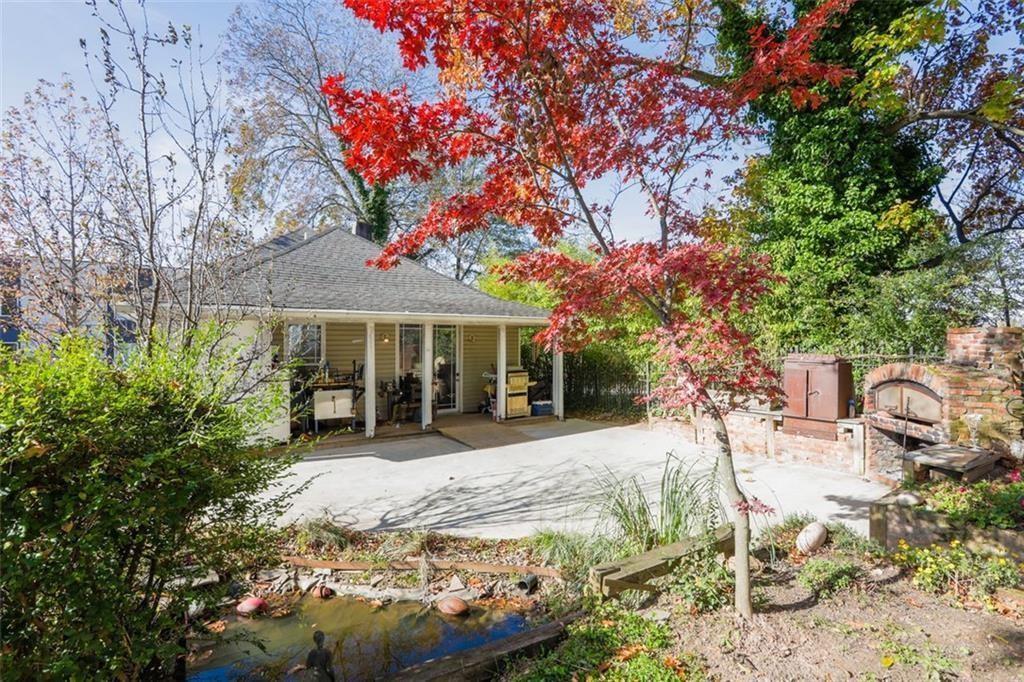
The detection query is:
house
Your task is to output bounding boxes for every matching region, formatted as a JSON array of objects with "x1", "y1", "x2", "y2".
[
  {"x1": 225, "y1": 225, "x2": 563, "y2": 441},
  {"x1": 0, "y1": 258, "x2": 138, "y2": 357}
]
